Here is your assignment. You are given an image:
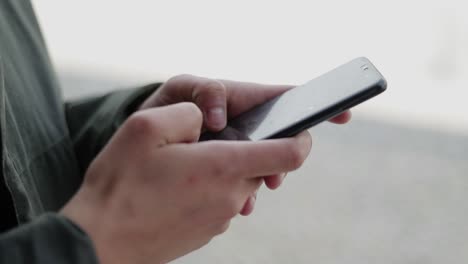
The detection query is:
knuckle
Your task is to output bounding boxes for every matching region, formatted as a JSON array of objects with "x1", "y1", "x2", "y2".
[
  {"x1": 194, "y1": 79, "x2": 226, "y2": 103},
  {"x1": 168, "y1": 73, "x2": 194, "y2": 83},
  {"x1": 202, "y1": 79, "x2": 226, "y2": 94},
  {"x1": 214, "y1": 221, "x2": 231, "y2": 236},
  {"x1": 125, "y1": 113, "x2": 157, "y2": 138},
  {"x1": 223, "y1": 194, "x2": 242, "y2": 219}
]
